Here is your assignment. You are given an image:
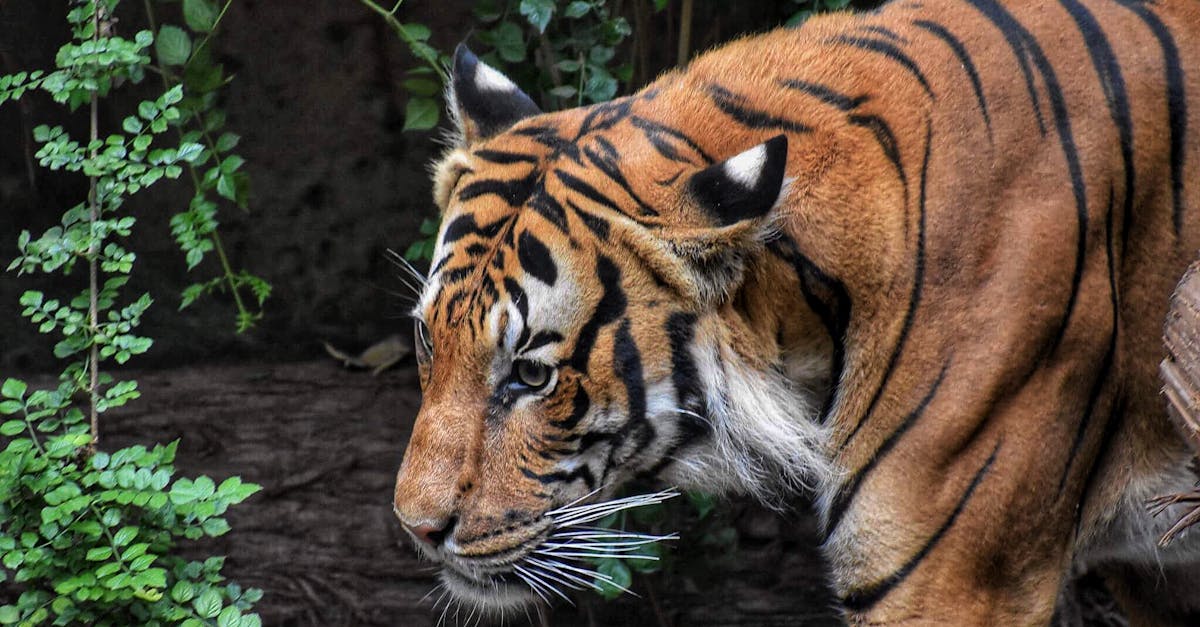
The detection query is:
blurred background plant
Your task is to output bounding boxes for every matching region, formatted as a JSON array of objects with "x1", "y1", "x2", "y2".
[{"x1": 0, "y1": 1, "x2": 264, "y2": 624}]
